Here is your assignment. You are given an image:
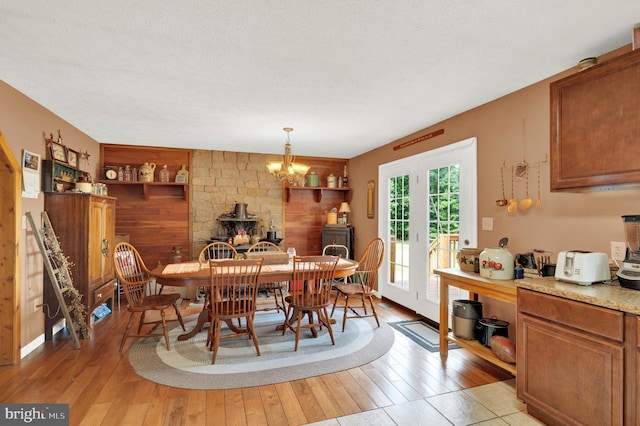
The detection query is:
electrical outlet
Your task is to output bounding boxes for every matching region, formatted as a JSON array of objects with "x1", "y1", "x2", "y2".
[
  {"x1": 611, "y1": 241, "x2": 626, "y2": 261},
  {"x1": 481, "y1": 217, "x2": 493, "y2": 231}
]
